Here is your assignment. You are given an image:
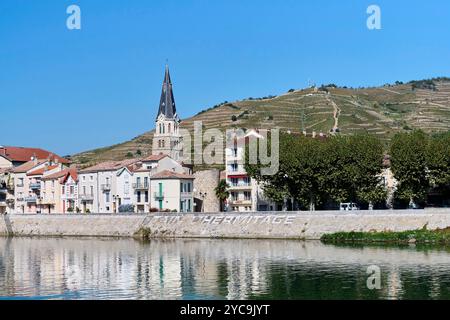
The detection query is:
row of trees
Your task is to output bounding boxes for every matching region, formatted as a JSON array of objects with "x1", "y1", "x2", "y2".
[
  {"x1": 244, "y1": 130, "x2": 450, "y2": 210},
  {"x1": 390, "y1": 130, "x2": 450, "y2": 207}
]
